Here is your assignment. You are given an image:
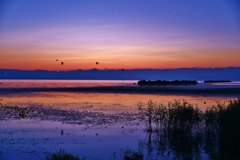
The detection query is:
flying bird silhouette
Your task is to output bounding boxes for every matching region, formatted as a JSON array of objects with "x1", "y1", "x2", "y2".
[
  {"x1": 61, "y1": 62, "x2": 64, "y2": 65},
  {"x1": 96, "y1": 62, "x2": 98, "y2": 65},
  {"x1": 56, "y1": 59, "x2": 58, "y2": 61}
]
